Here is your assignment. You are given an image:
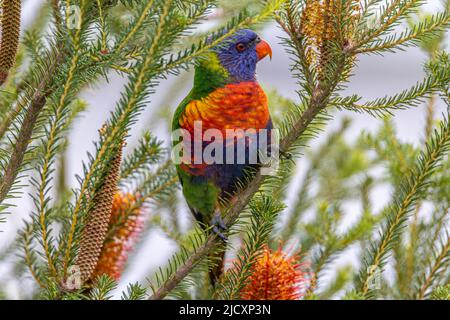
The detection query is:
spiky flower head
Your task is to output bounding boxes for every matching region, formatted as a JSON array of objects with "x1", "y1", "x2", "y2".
[
  {"x1": 92, "y1": 192, "x2": 145, "y2": 281},
  {"x1": 301, "y1": 0, "x2": 360, "y2": 75},
  {"x1": 240, "y1": 246, "x2": 308, "y2": 300}
]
